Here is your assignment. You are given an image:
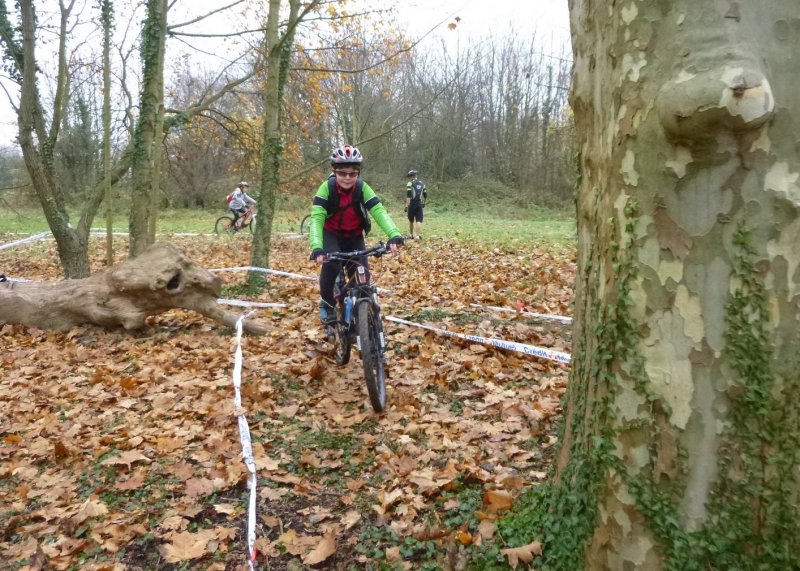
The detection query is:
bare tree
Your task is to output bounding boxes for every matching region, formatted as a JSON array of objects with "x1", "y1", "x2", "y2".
[
  {"x1": 0, "y1": 1, "x2": 261, "y2": 276},
  {"x1": 101, "y1": 0, "x2": 113, "y2": 264},
  {"x1": 128, "y1": 0, "x2": 167, "y2": 257},
  {"x1": 250, "y1": 0, "x2": 320, "y2": 277}
]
